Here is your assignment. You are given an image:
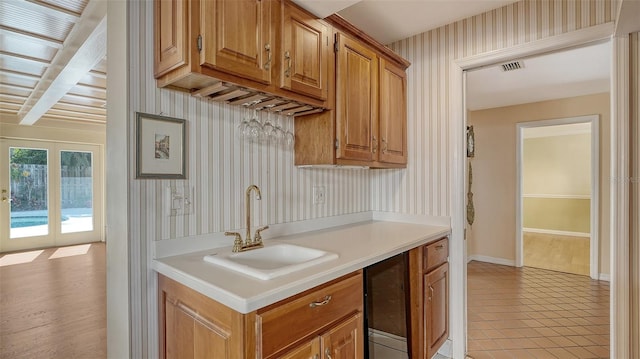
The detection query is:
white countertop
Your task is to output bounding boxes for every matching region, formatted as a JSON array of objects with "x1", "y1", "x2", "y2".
[{"x1": 153, "y1": 220, "x2": 450, "y2": 313}]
